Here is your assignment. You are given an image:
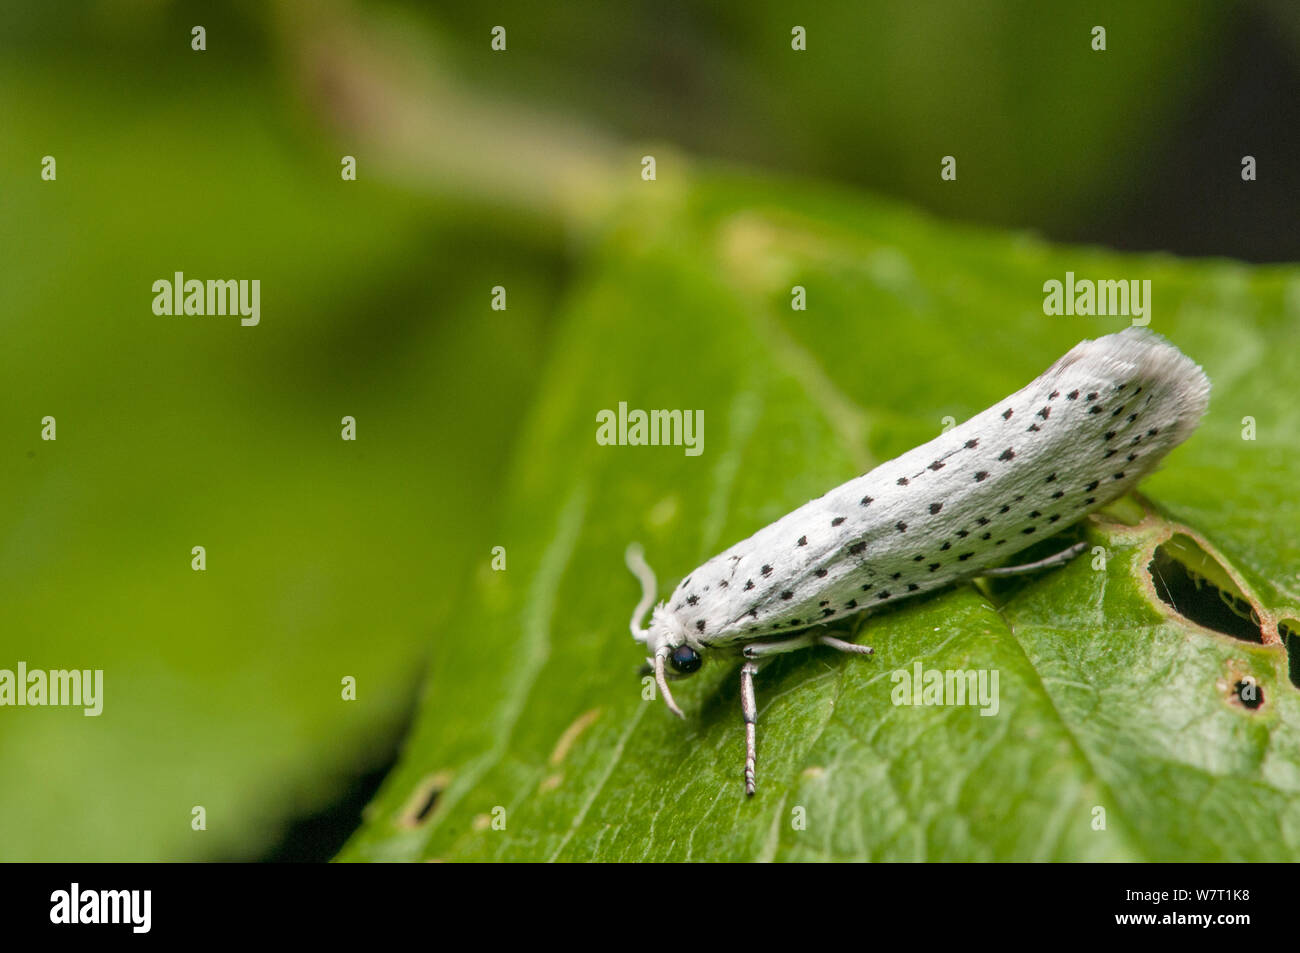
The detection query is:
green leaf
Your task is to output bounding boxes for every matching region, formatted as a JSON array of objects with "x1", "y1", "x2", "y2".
[{"x1": 340, "y1": 170, "x2": 1300, "y2": 862}]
